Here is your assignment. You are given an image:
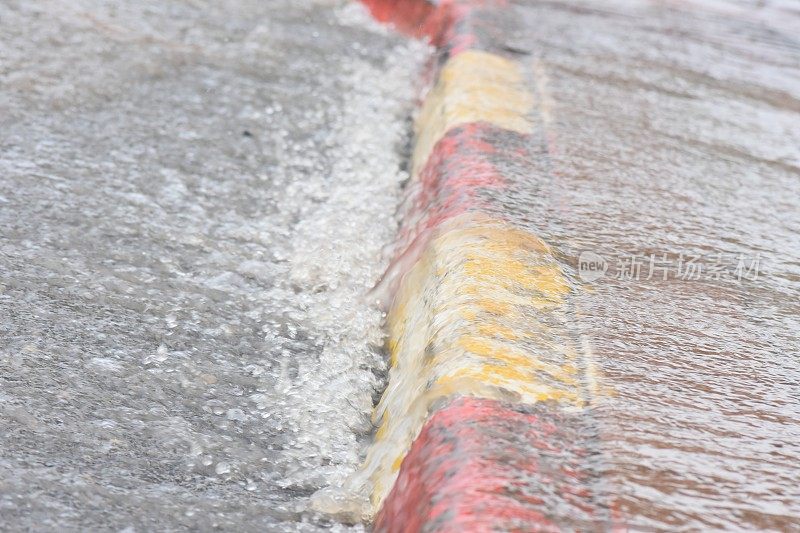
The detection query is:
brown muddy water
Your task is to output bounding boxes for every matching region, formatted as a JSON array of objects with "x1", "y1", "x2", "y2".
[{"x1": 497, "y1": 0, "x2": 800, "y2": 530}]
